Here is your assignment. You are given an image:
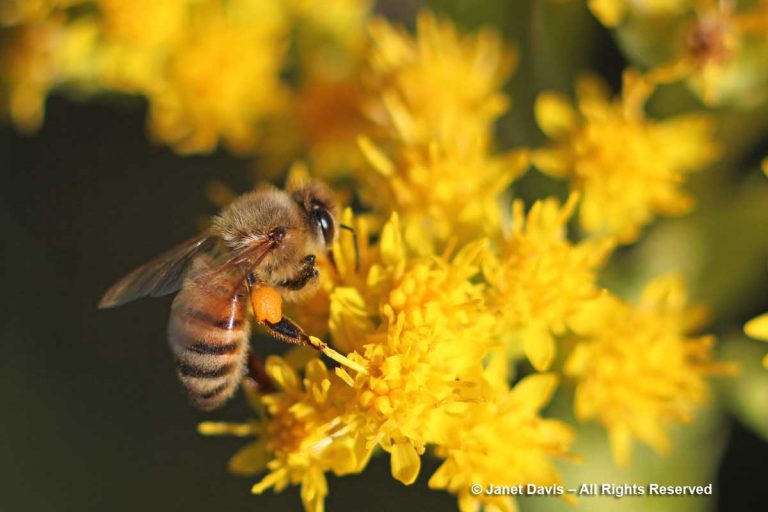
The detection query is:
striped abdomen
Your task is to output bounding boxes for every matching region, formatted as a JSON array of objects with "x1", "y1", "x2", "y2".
[{"x1": 168, "y1": 274, "x2": 250, "y2": 410}]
